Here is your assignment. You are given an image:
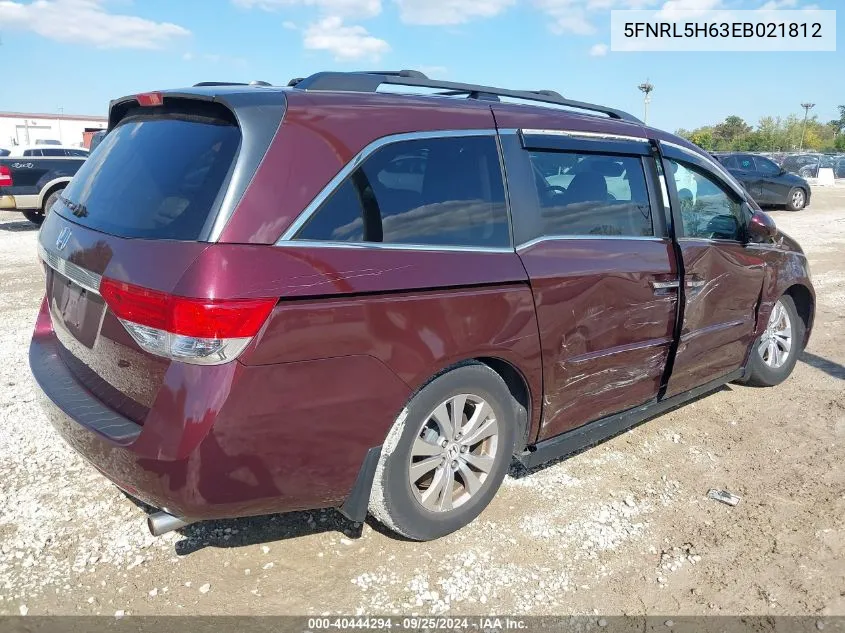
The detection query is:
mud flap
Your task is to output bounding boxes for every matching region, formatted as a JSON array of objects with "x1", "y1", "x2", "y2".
[{"x1": 338, "y1": 445, "x2": 382, "y2": 523}]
